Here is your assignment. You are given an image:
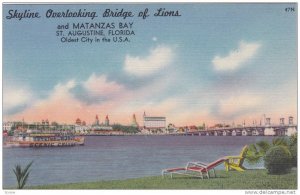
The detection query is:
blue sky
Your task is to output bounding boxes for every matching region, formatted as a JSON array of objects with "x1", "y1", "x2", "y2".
[{"x1": 3, "y1": 3, "x2": 297, "y2": 126}]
